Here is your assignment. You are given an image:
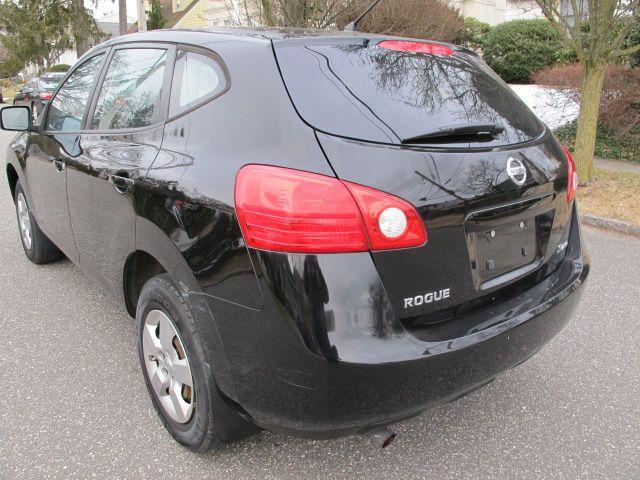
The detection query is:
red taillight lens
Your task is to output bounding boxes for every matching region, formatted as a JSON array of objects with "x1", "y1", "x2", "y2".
[
  {"x1": 39, "y1": 92, "x2": 52, "y2": 100},
  {"x1": 235, "y1": 165, "x2": 368, "y2": 253},
  {"x1": 235, "y1": 165, "x2": 427, "y2": 253},
  {"x1": 378, "y1": 40, "x2": 453, "y2": 56},
  {"x1": 561, "y1": 144, "x2": 578, "y2": 202}
]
